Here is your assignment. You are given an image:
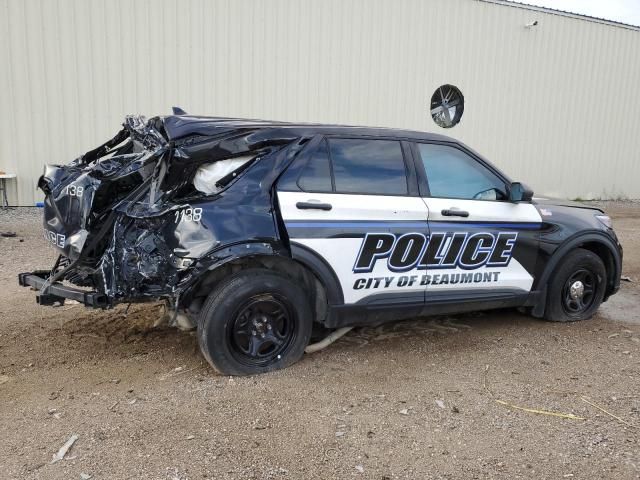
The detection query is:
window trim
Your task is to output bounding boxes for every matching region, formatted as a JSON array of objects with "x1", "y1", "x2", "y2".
[
  {"x1": 410, "y1": 141, "x2": 511, "y2": 202},
  {"x1": 296, "y1": 138, "x2": 334, "y2": 193},
  {"x1": 294, "y1": 134, "x2": 417, "y2": 197},
  {"x1": 276, "y1": 134, "x2": 324, "y2": 192},
  {"x1": 400, "y1": 141, "x2": 420, "y2": 197}
]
